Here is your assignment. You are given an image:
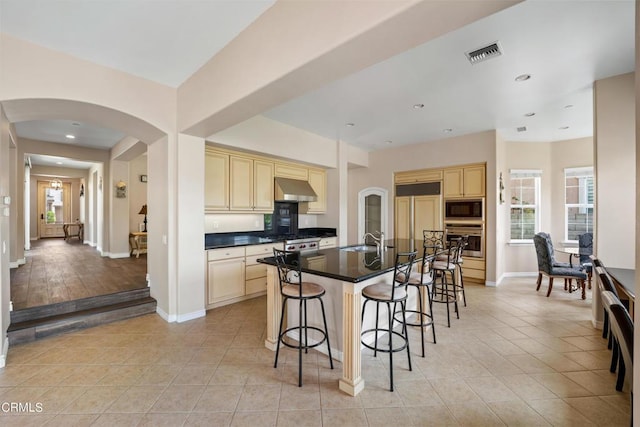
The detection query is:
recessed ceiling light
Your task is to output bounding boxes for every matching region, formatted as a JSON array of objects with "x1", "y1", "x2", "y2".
[
  {"x1": 524, "y1": 112, "x2": 536, "y2": 117},
  {"x1": 385, "y1": 140, "x2": 393, "y2": 144},
  {"x1": 65, "y1": 134, "x2": 75, "y2": 139},
  {"x1": 413, "y1": 103, "x2": 424, "y2": 109},
  {"x1": 559, "y1": 126, "x2": 569, "y2": 130},
  {"x1": 71, "y1": 122, "x2": 80, "y2": 126},
  {"x1": 345, "y1": 123, "x2": 355, "y2": 127},
  {"x1": 443, "y1": 128, "x2": 453, "y2": 133},
  {"x1": 56, "y1": 161, "x2": 63, "y2": 165},
  {"x1": 564, "y1": 104, "x2": 573, "y2": 109},
  {"x1": 515, "y1": 74, "x2": 531, "y2": 82}
]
